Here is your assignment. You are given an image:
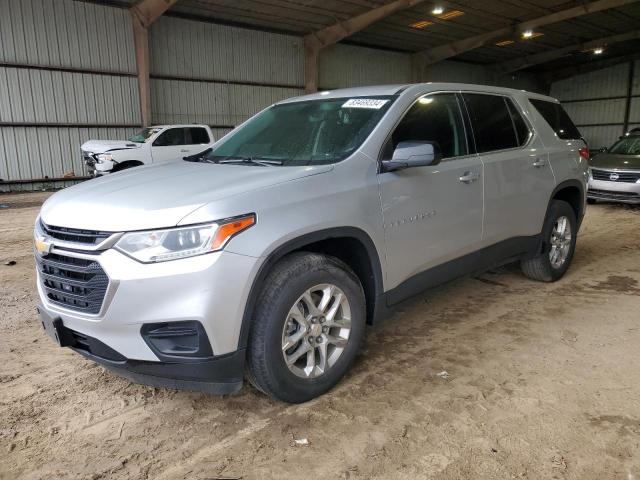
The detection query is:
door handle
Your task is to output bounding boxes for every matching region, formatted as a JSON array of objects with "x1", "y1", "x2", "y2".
[
  {"x1": 180, "y1": 149, "x2": 190, "y2": 153},
  {"x1": 459, "y1": 171, "x2": 480, "y2": 184},
  {"x1": 532, "y1": 158, "x2": 546, "y2": 168}
]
